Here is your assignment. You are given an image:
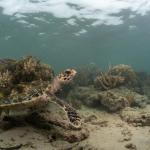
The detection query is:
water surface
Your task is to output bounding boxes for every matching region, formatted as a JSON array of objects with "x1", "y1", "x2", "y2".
[{"x1": 0, "y1": 0, "x2": 150, "y2": 72}]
